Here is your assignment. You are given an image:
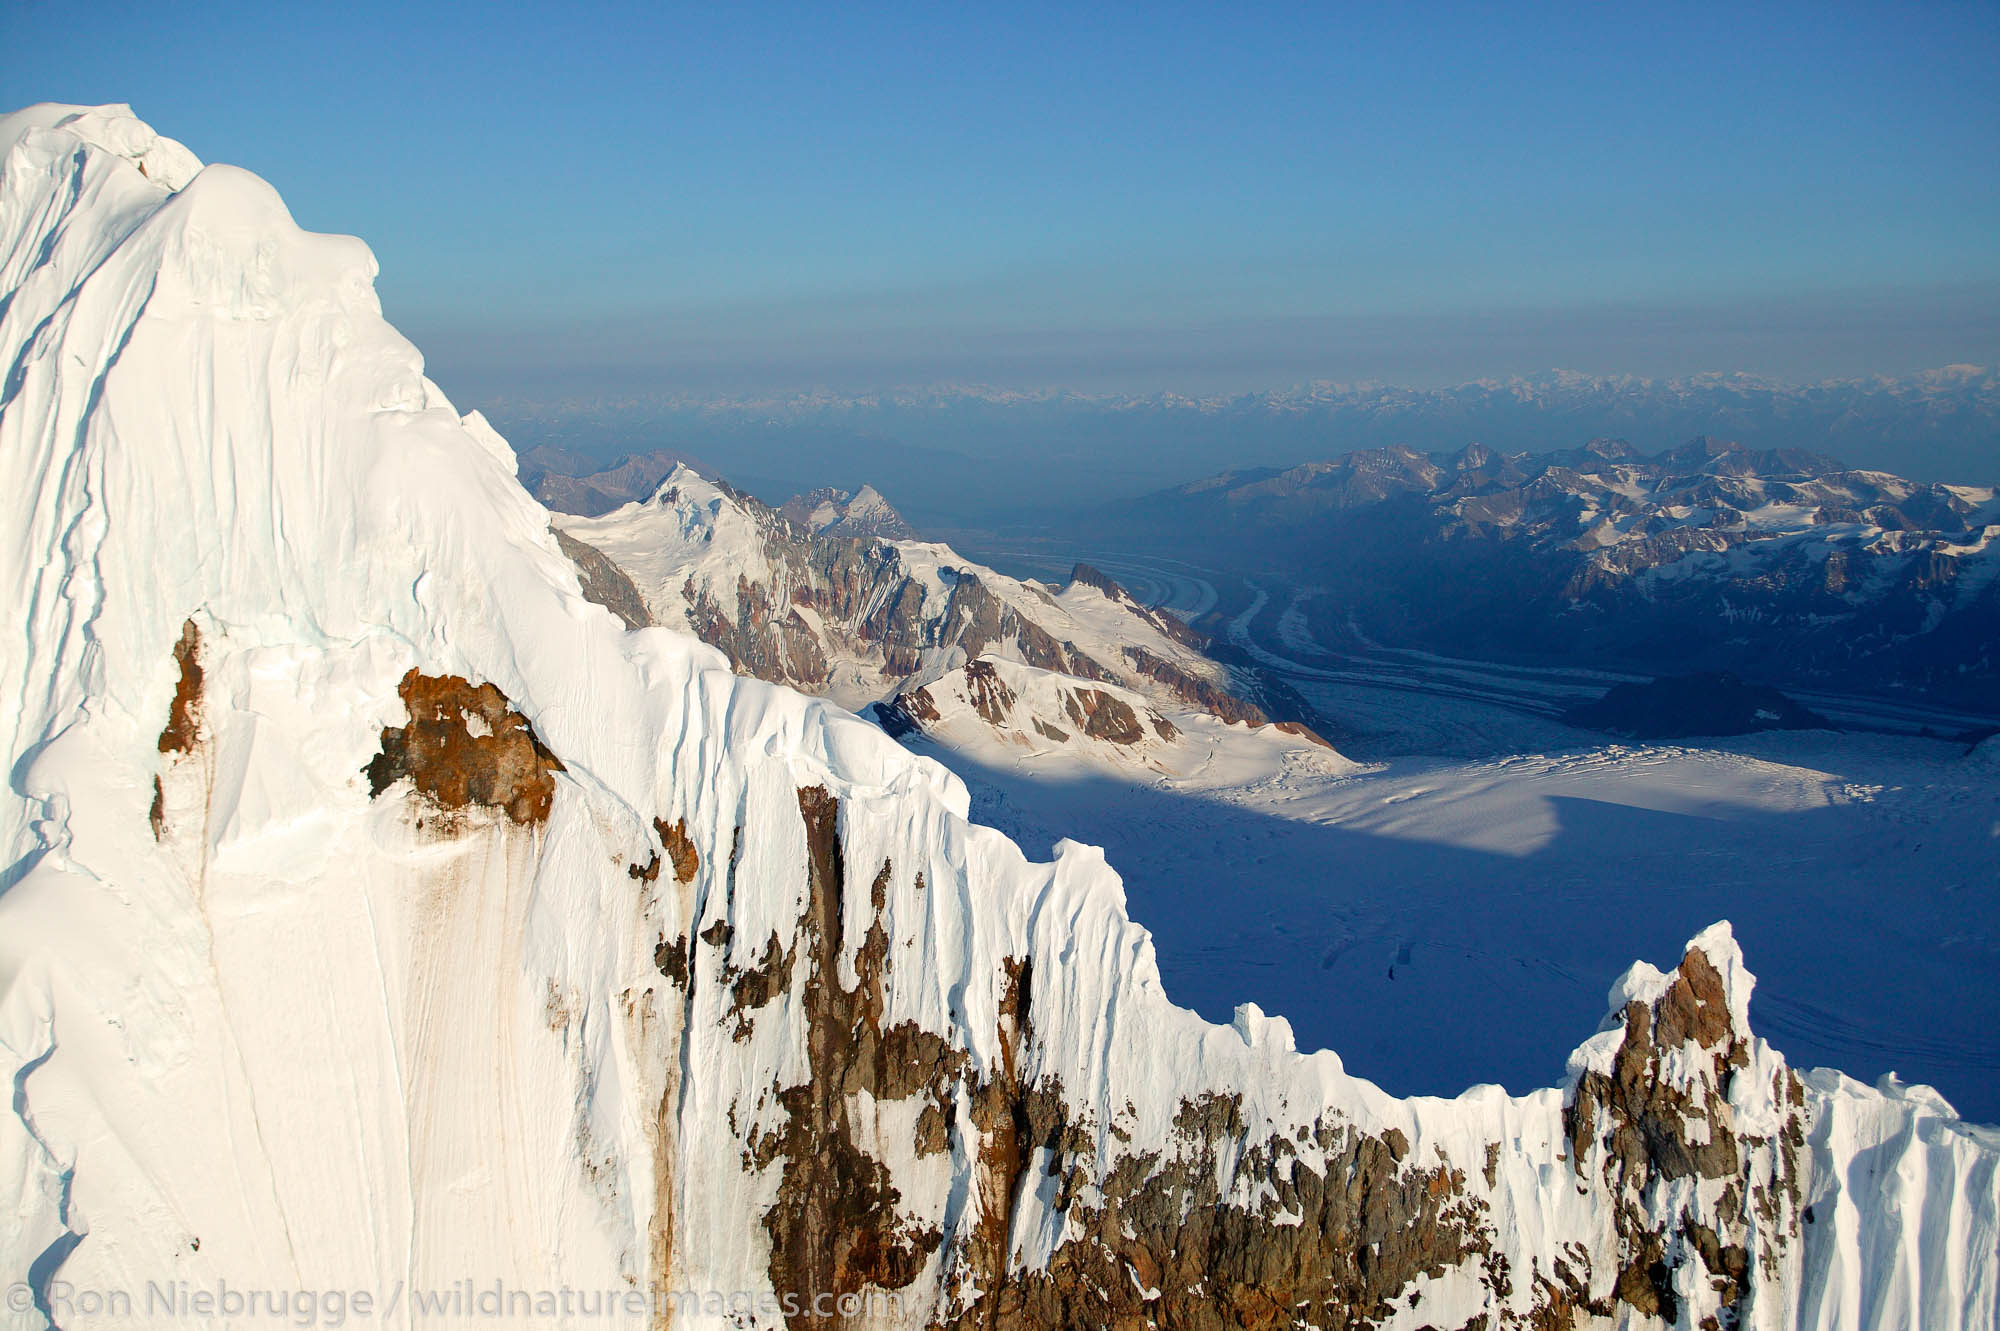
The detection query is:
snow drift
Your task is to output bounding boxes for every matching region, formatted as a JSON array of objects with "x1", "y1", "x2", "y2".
[{"x1": 1, "y1": 104, "x2": 1996, "y2": 1330}]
